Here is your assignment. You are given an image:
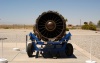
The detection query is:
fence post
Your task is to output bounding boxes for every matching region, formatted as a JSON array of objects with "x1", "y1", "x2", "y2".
[
  {"x1": 26, "y1": 35, "x2": 28, "y2": 52},
  {"x1": 0, "y1": 38, "x2": 8, "y2": 63}
]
